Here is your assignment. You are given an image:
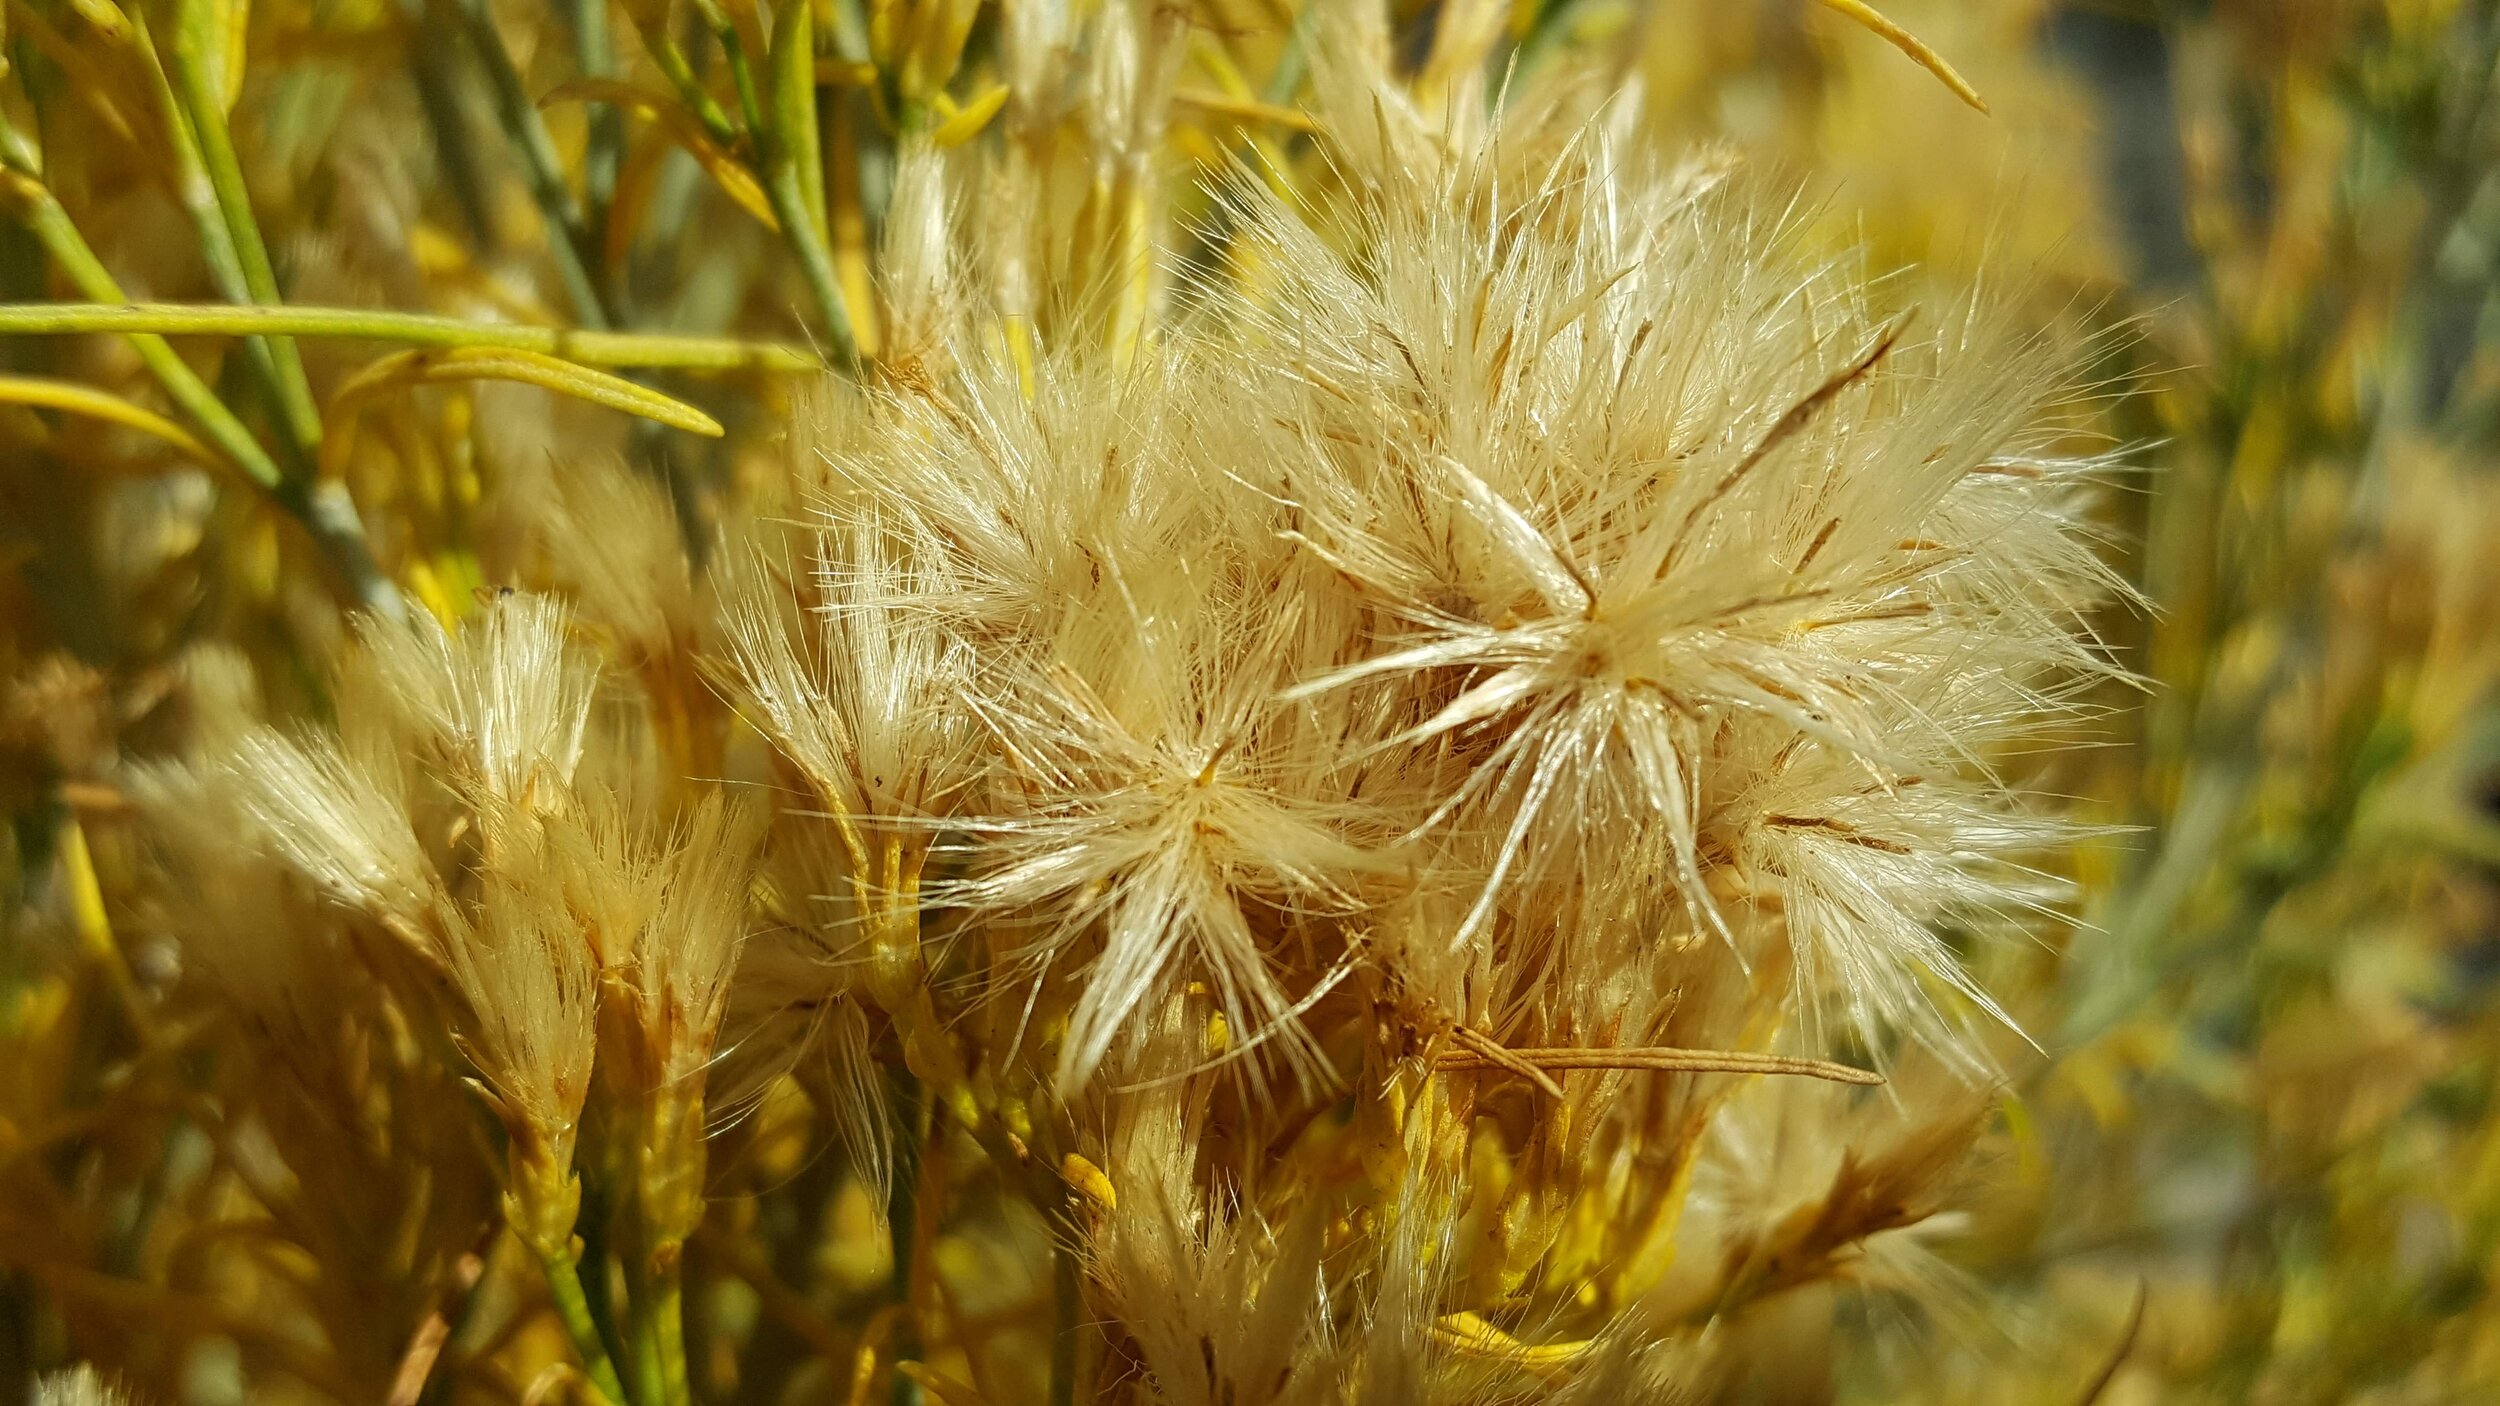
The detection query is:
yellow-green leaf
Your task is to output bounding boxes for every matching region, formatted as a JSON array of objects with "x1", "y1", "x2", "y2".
[
  {"x1": 322, "y1": 347, "x2": 722, "y2": 477},
  {"x1": 1811, "y1": 0, "x2": 1988, "y2": 113},
  {"x1": 0, "y1": 373, "x2": 217, "y2": 465},
  {"x1": 768, "y1": 0, "x2": 827, "y2": 247},
  {"x1": 928, "y1": 83, "x2": 1009, "y2": 148},
  {"x1": 540, "y1": 77, "x2": 781, "y2": 229}
]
